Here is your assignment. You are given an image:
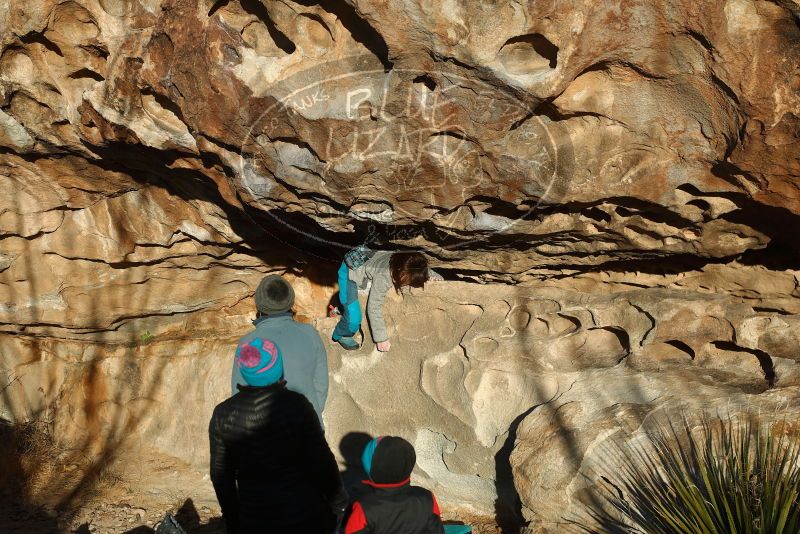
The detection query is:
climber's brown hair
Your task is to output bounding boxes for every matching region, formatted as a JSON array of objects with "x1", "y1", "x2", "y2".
[{"x1": 389, "y1": 252, "x2": 429, "y2": 293}]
